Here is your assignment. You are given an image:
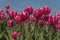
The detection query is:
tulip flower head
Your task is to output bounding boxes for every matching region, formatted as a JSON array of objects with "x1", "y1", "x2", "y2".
[
  {"x1": 24, "y1": 6, "x2": 33, "y2": 15},
  {"x1": 7, "y1": 20, "x2": 13, "y2": 27},
  {"x1": 11, "y1": 32, "x2": 20, "y2": 39},
  {"x1": 6, "y1": 4, "x2": 10, "y2": 9},
  {"x1": 43, "y1": 6, "x2": 51, "y2": 15},
  {"x1": 33, "y1": 8, "x2": 43, "y2": 19},
  {"x1": 14, "y1": 15, "x2": 22, "y2": 24}
]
